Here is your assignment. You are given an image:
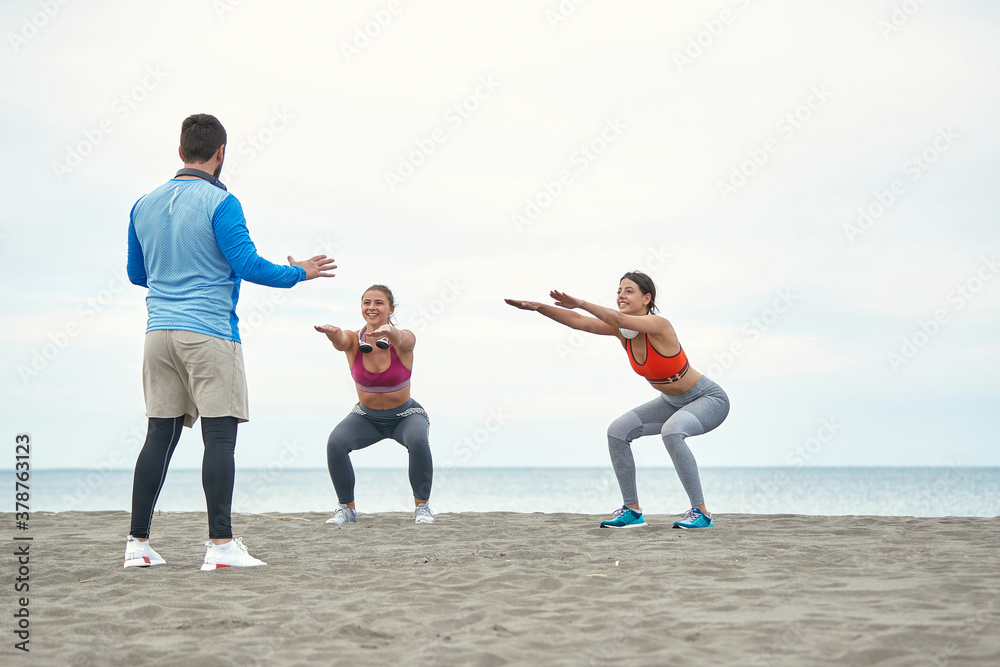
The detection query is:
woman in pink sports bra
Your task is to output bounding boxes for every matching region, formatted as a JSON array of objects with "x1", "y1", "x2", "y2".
[{"x1": 315, "y1": 284, "x2": 435, "y2": 525}]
